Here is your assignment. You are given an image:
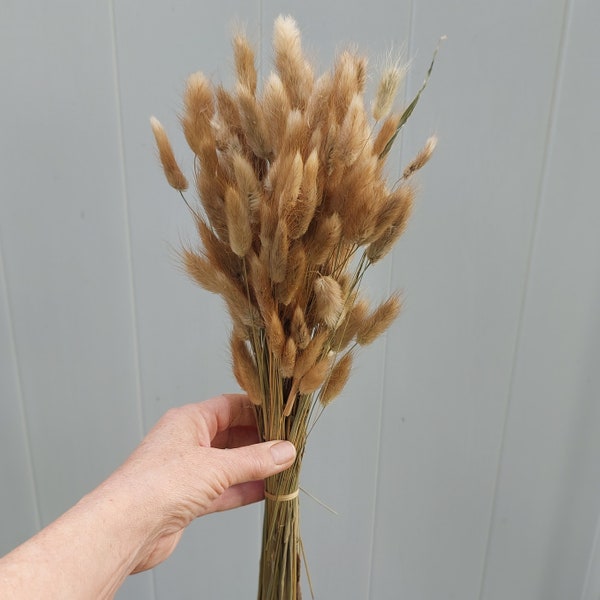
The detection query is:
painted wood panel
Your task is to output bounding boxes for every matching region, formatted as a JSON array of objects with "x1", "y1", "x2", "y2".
[
  {"x1": 0, "y1": 1, "x2": 152, "y2": 597},
  {"x1": 371, "y1": 0, "x2": 568, "y2": 598},
  {"x1": 0, "y1": 254, "x2": 39, "y2": 554},
  {"x1": 0, "y1": 1, "x2": 597, "y2": 599},
  {"x1": 480, "y1": 1, "x2": 600, "y2": 598},
  {"x1": 583, "y1": 514, "x2": 600, "y2": 600}
]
